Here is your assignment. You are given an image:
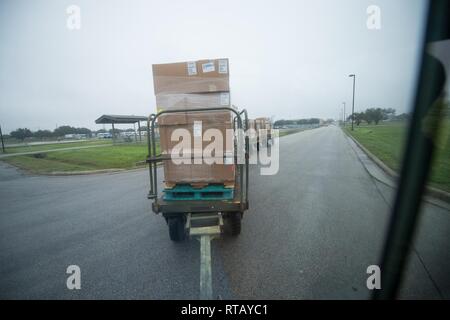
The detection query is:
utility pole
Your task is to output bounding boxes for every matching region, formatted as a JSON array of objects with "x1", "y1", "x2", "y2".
[{"x1": 349, "y1": 74, "x2": 356, "y2": 131}]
